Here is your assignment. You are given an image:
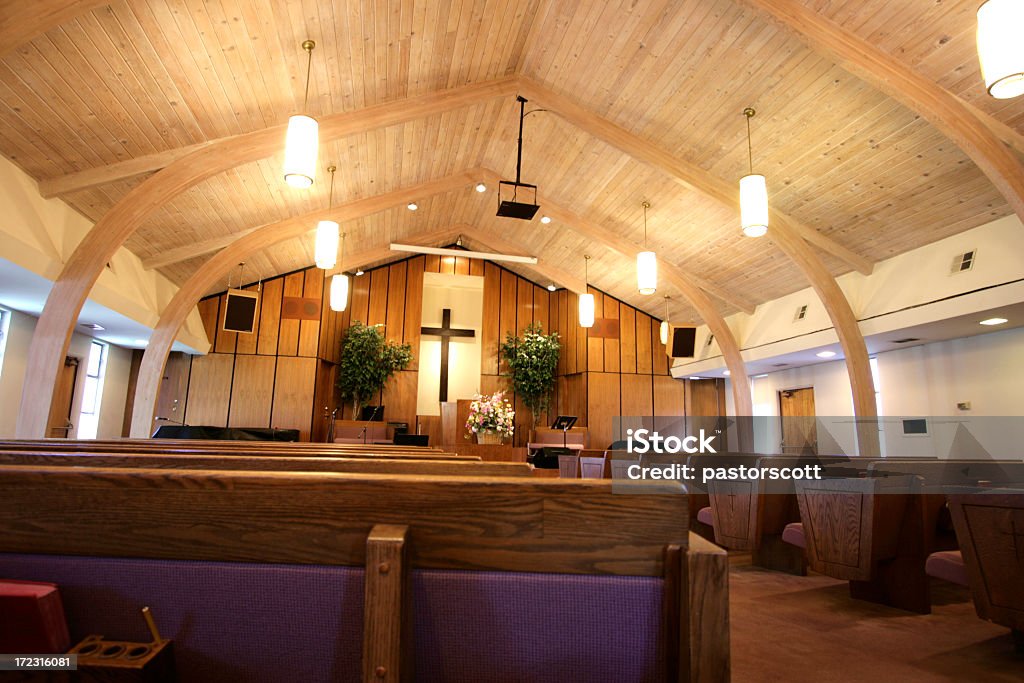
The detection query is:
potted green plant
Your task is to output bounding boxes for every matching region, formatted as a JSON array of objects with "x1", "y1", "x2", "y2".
[
  {"x1": 500, "y1": 322, "x2": 561, "y2": 431},
  {"x1": 336, "y1": 321, "x2": 413, "y2": 416}
]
